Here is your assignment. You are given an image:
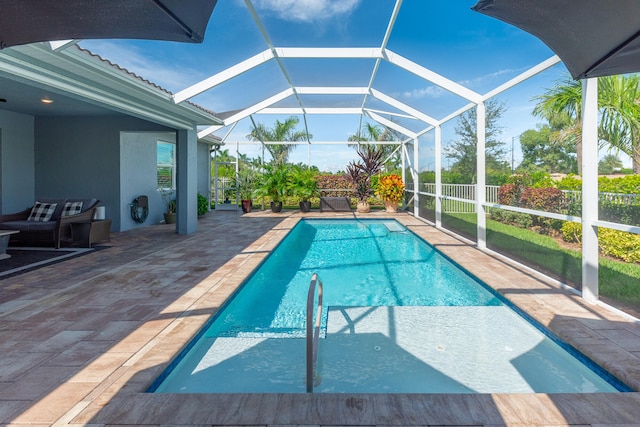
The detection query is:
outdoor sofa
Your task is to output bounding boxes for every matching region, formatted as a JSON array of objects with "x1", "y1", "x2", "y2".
[{"x1": 0, "y1": 198, "x2": 99, "y2": 249}]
